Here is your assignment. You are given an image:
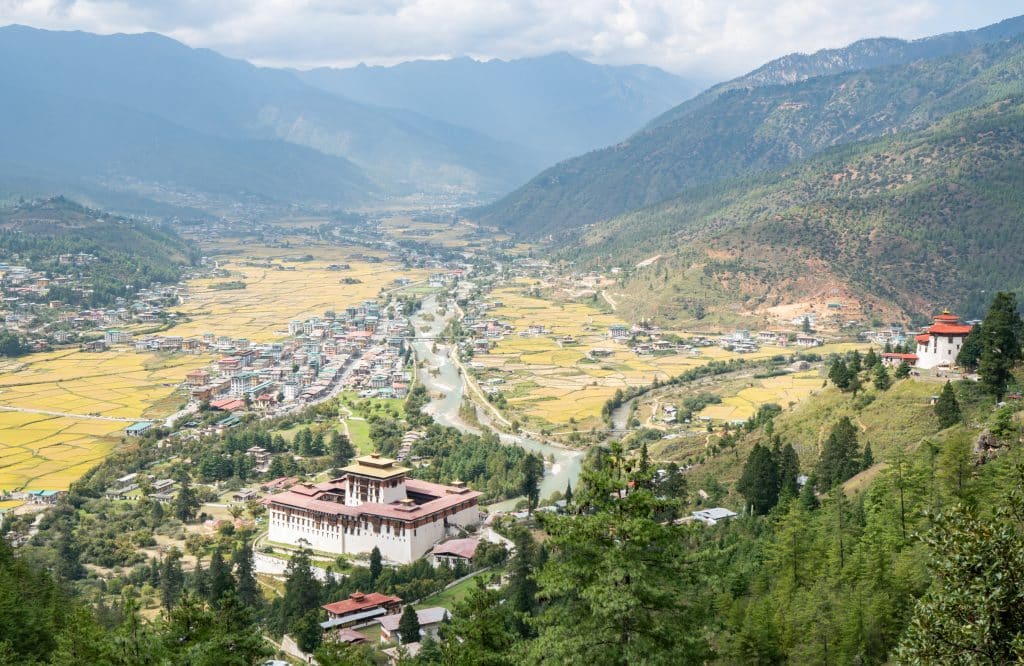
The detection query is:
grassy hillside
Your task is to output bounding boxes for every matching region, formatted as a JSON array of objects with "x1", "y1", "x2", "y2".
[
  {"x1": 561, "y1": 97, "x2": 1024, "y2": 322},
  {"x1": 471, "y1": 27, "x2": 1024, "y2": 236}
]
